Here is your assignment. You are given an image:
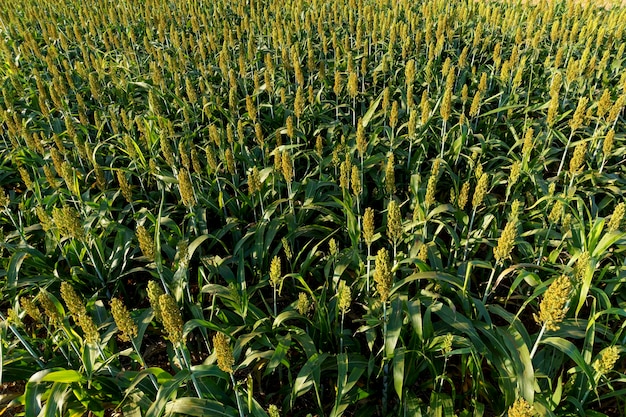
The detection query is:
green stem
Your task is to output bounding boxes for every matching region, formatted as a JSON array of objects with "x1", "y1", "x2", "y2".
[
  {"x1": 382, "y1": 301, "x2": 388, "y2": 415},
  {"x1": 340, "y1": 310, "x2": 345, "y2": 352},
  {"x1": 131, "y1": 338, "x2": 159, "y2": 390},
  {"x1": 556, "y1": 131, "x2": 574, "y2": 178},
  {"x1": 463, "y1": 208, "x2": 477, "y2": 261},
  {"x1": 529, "y1": 323, "x2": 546, "y2": 359},
  {"x1": 177, "y1": 346, "x2": 202, "y2": 398},
  {"x1": 536, "y1": 223, "x2": 553, "y2": 265},
  {"x1": 482, "y1": 264, "x2": 499, "y2": 304},
  {"x1": 0, "y1": 314, "x2": 45, "y2": 368},
  {"x1": 231, "y1": 373, "x2": 245, "y2": 417},
  {"x1": 366, "y1": 245, "x2": 371, "y2": 293}
]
